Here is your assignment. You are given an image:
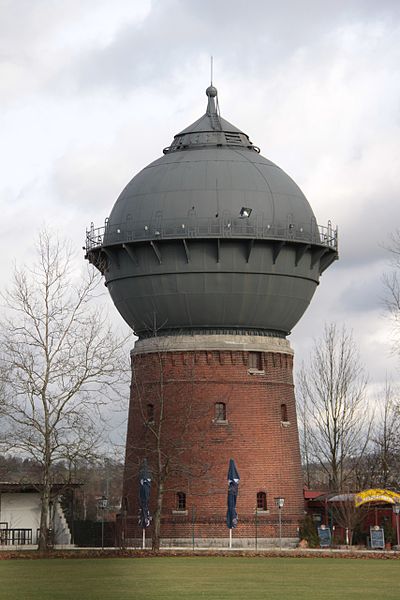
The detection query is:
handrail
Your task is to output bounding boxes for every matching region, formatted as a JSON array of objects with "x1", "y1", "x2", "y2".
[
  {"x1": 0, "y1": 528, "x2": 33, "y2": 545},
  {"x1": 85, "y1": 217, "x2": 338, "y2": 253}
]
